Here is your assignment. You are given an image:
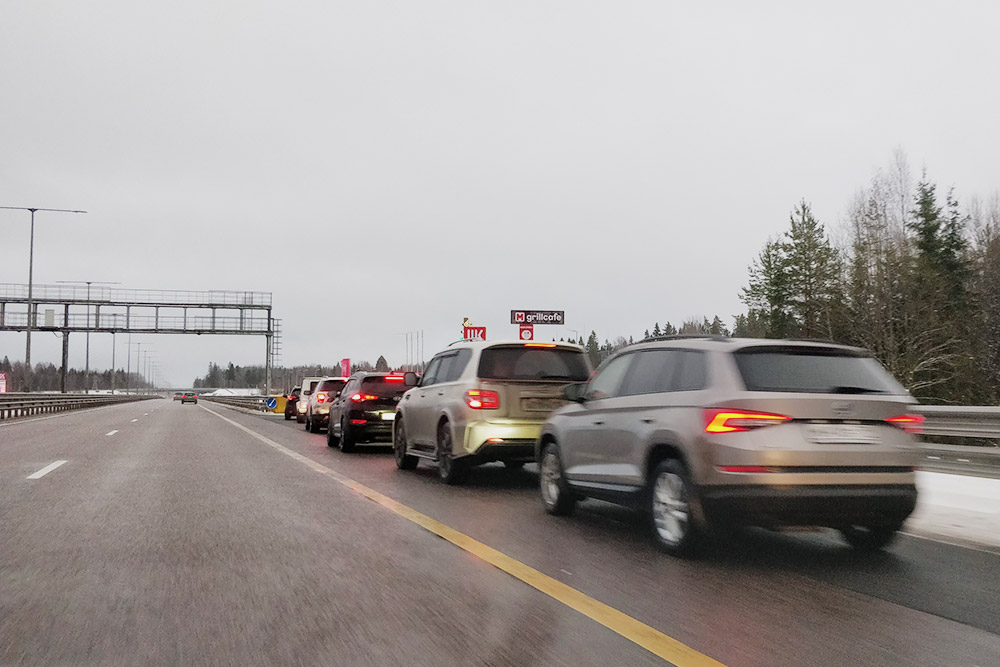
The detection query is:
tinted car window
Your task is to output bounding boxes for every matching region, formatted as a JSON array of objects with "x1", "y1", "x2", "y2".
[
  {"x1": 318, "y1": 379, "x2": 346, "y2": 393},
  {"x1": 478, "y1": 346, "x2": 590, "y2": 381},
  {"x1": 305, "y1": 380, "x2": 319, "y2": 395},
  {"x1": 734, "y1": 347, "x2": 903, "y2": 394},
  {"x1": 360, "y1": 376, "x2": 411, "y2": 397},
  {"x1": 674, "y1": 351, "x2": 707, "y2": 391},
  {"x1": 421, "y1": 356, "x2": 444, "y2": 386},
  {"x1": 621, "y1": 350, "x2": 680, "y2": 396},
  {"x1": 586, "y1": 353, "x2": 633, "y2": 399},
  {"x1": 442, "y1": 349, "x2": 472, "y2": 382},
  {"x1": 435, "y1": 354, "x2": 456, "y2": 385}
]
